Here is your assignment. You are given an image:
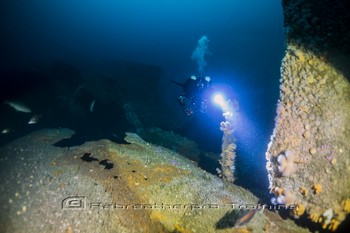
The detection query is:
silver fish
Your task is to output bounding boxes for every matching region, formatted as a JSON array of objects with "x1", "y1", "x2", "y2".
[
  {"x1": 234, "y1": 209, "x2": 258, "y2": 227},
  {"x1": 1, "y1": 128, "x2": 11, "y2": 134},
  {"x1": 28, "y1": 114, "x2": 41, "y2": 124},
  {"x1": 4, "y1": 101, "x2": 31, "y2": 113},
  {"x1": 90, "y1": 100, "x2": 96, "y2": 112}
]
